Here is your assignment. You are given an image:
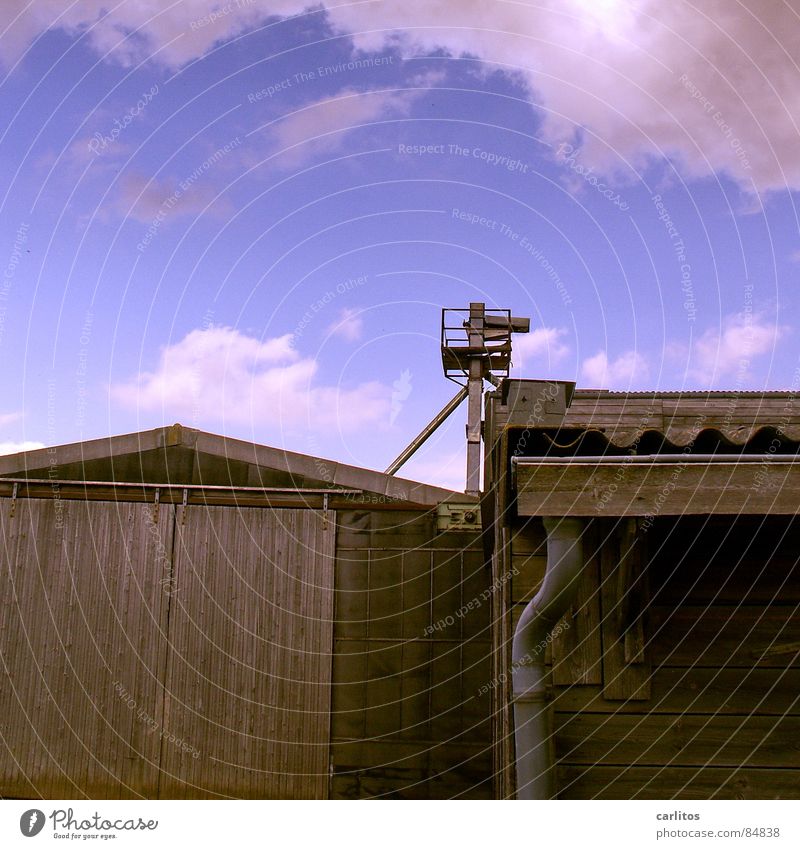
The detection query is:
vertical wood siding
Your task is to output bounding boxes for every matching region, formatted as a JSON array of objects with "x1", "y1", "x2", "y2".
[
  {"x1": 0, "y1": 499, "x2": 335, "y2": 799},
  {"x1": 158, "y1": 506, "x2": 334, "y2": 799},
  {"x1": 0, "y1": 499, "x2": 173, "y2": 798}
]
